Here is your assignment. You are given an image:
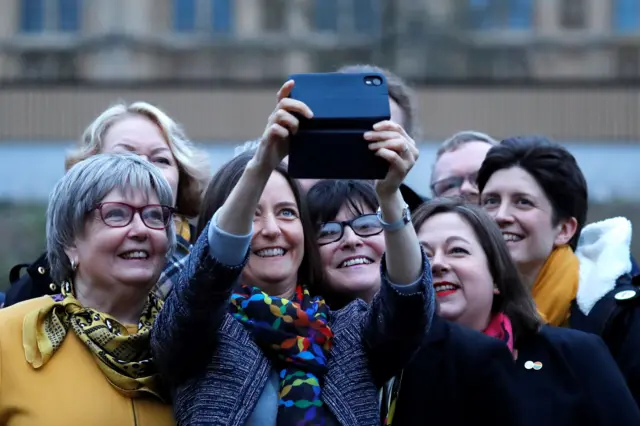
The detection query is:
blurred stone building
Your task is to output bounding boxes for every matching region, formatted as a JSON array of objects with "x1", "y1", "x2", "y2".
[
  {"x1": 1, "y1": 0, "x2": 640, "y2": 81},
  {"x1": 0, "y1": 0, "x2": 640, "y2": 143}
]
